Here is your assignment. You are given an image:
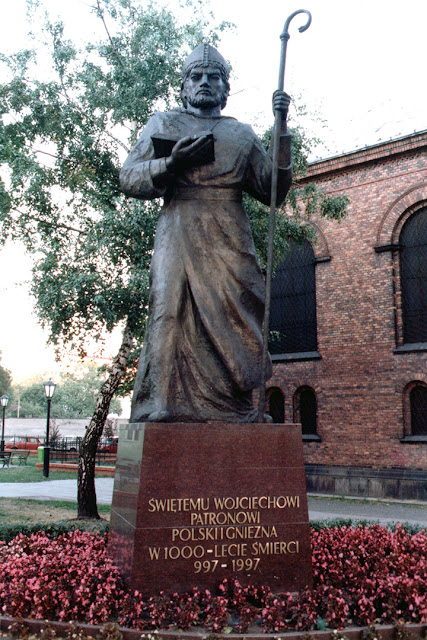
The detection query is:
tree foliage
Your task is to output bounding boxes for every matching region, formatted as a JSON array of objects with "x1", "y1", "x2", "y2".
[
  {"x1": 16, "y1": 366, "x2": 122, "y2": 418},
  {"x1": 246, "y1": 122, "x2": 348, "y2": 271},
  {"x1": 0, "y1": 353, "x2": 12, "y2": 399},
  {"x1": 0, "y1": 0, "x2": 229, "y2": 354}
]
